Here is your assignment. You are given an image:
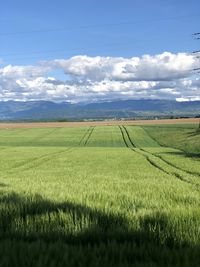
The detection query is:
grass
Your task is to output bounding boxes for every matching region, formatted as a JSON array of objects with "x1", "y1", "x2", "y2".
[
  {"x1": 143, "y1": 124, "x2": 200, "y2": 154},
  {"x1": 0, "y1": 125, "x2": 199, "y2": 266}
]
